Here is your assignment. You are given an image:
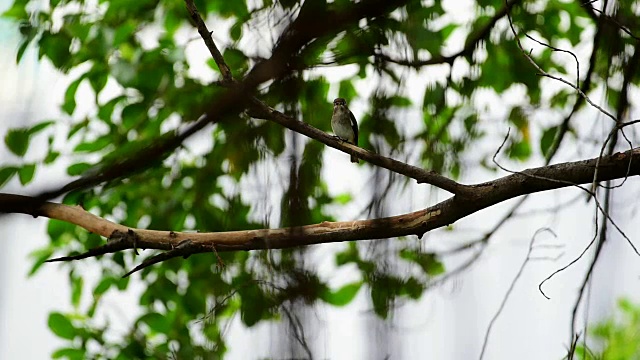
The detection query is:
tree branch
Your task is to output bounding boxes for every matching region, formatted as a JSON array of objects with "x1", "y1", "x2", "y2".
[
  {"x1": 28, "y1": 0, "x2": 413, "y2": 202},
  {"x1": 184, "y1": 0, "x2": 233, "y2": 82},
  {"x1": 377, "y1": 0, "x2": 523, "y2": 67},
  {"x1": 504, "y1": 0, "x2": 618, "y2": 122},
  {"x1": 2, "y1": 147, "x2": 639, "y2": 274},
  {"x1": 182, "y1": 0, "x2": 468, "y2": 195},
  {"x1": 246, "y1": 99, "x2": 468, "y2": 195}
]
